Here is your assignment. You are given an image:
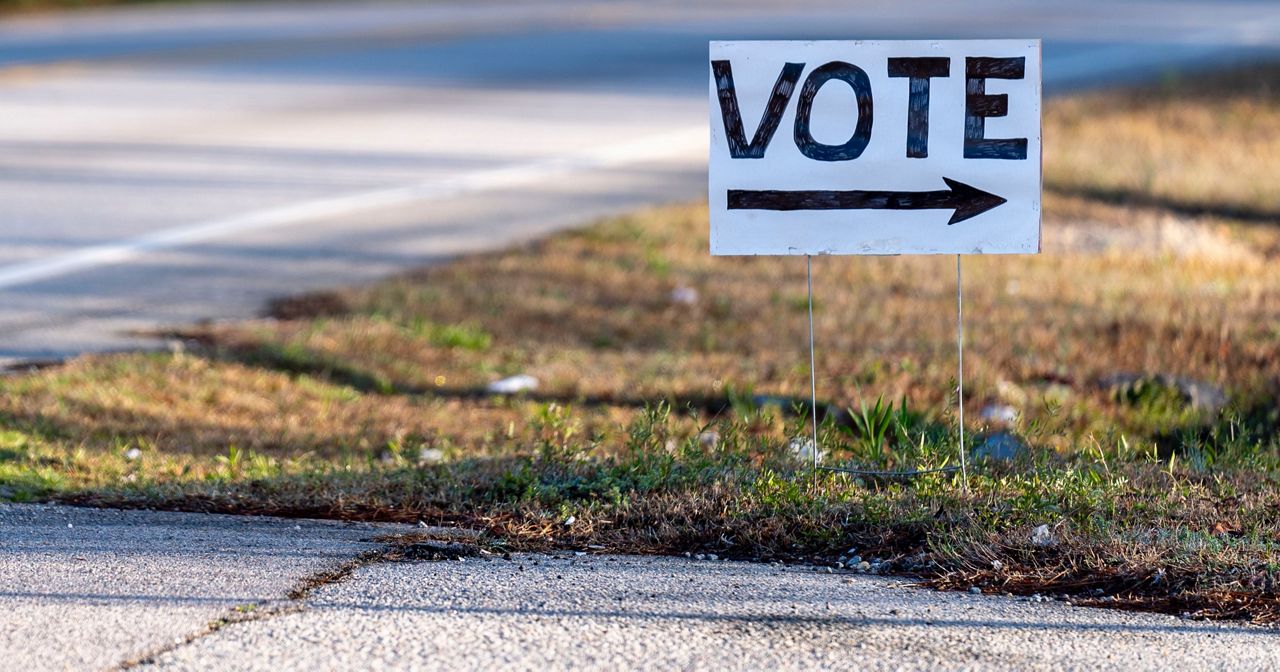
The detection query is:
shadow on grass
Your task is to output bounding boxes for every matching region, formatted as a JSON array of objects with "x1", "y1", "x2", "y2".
[
  {"x1": 0, "y1": 394, "x2": 408, "y2": 459},
  {"x1": 218, "y1": 341, "x2": 862, "y2": 426},
  {"x1": 0, "y1": 411, "x2": 72, "y2": 444},
  {"x1": 1047, "y1": 183, "x2": 1280, "y2": 226}
]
